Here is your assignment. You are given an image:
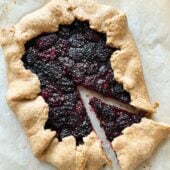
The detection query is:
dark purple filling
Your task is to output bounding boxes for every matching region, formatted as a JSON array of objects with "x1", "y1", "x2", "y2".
[
  {"x1": 22, "y1": 20, "x2": 131, "y2": 145},
  {"x1": 89, "y1": 97, "x2": 144, "y2": 141}
]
